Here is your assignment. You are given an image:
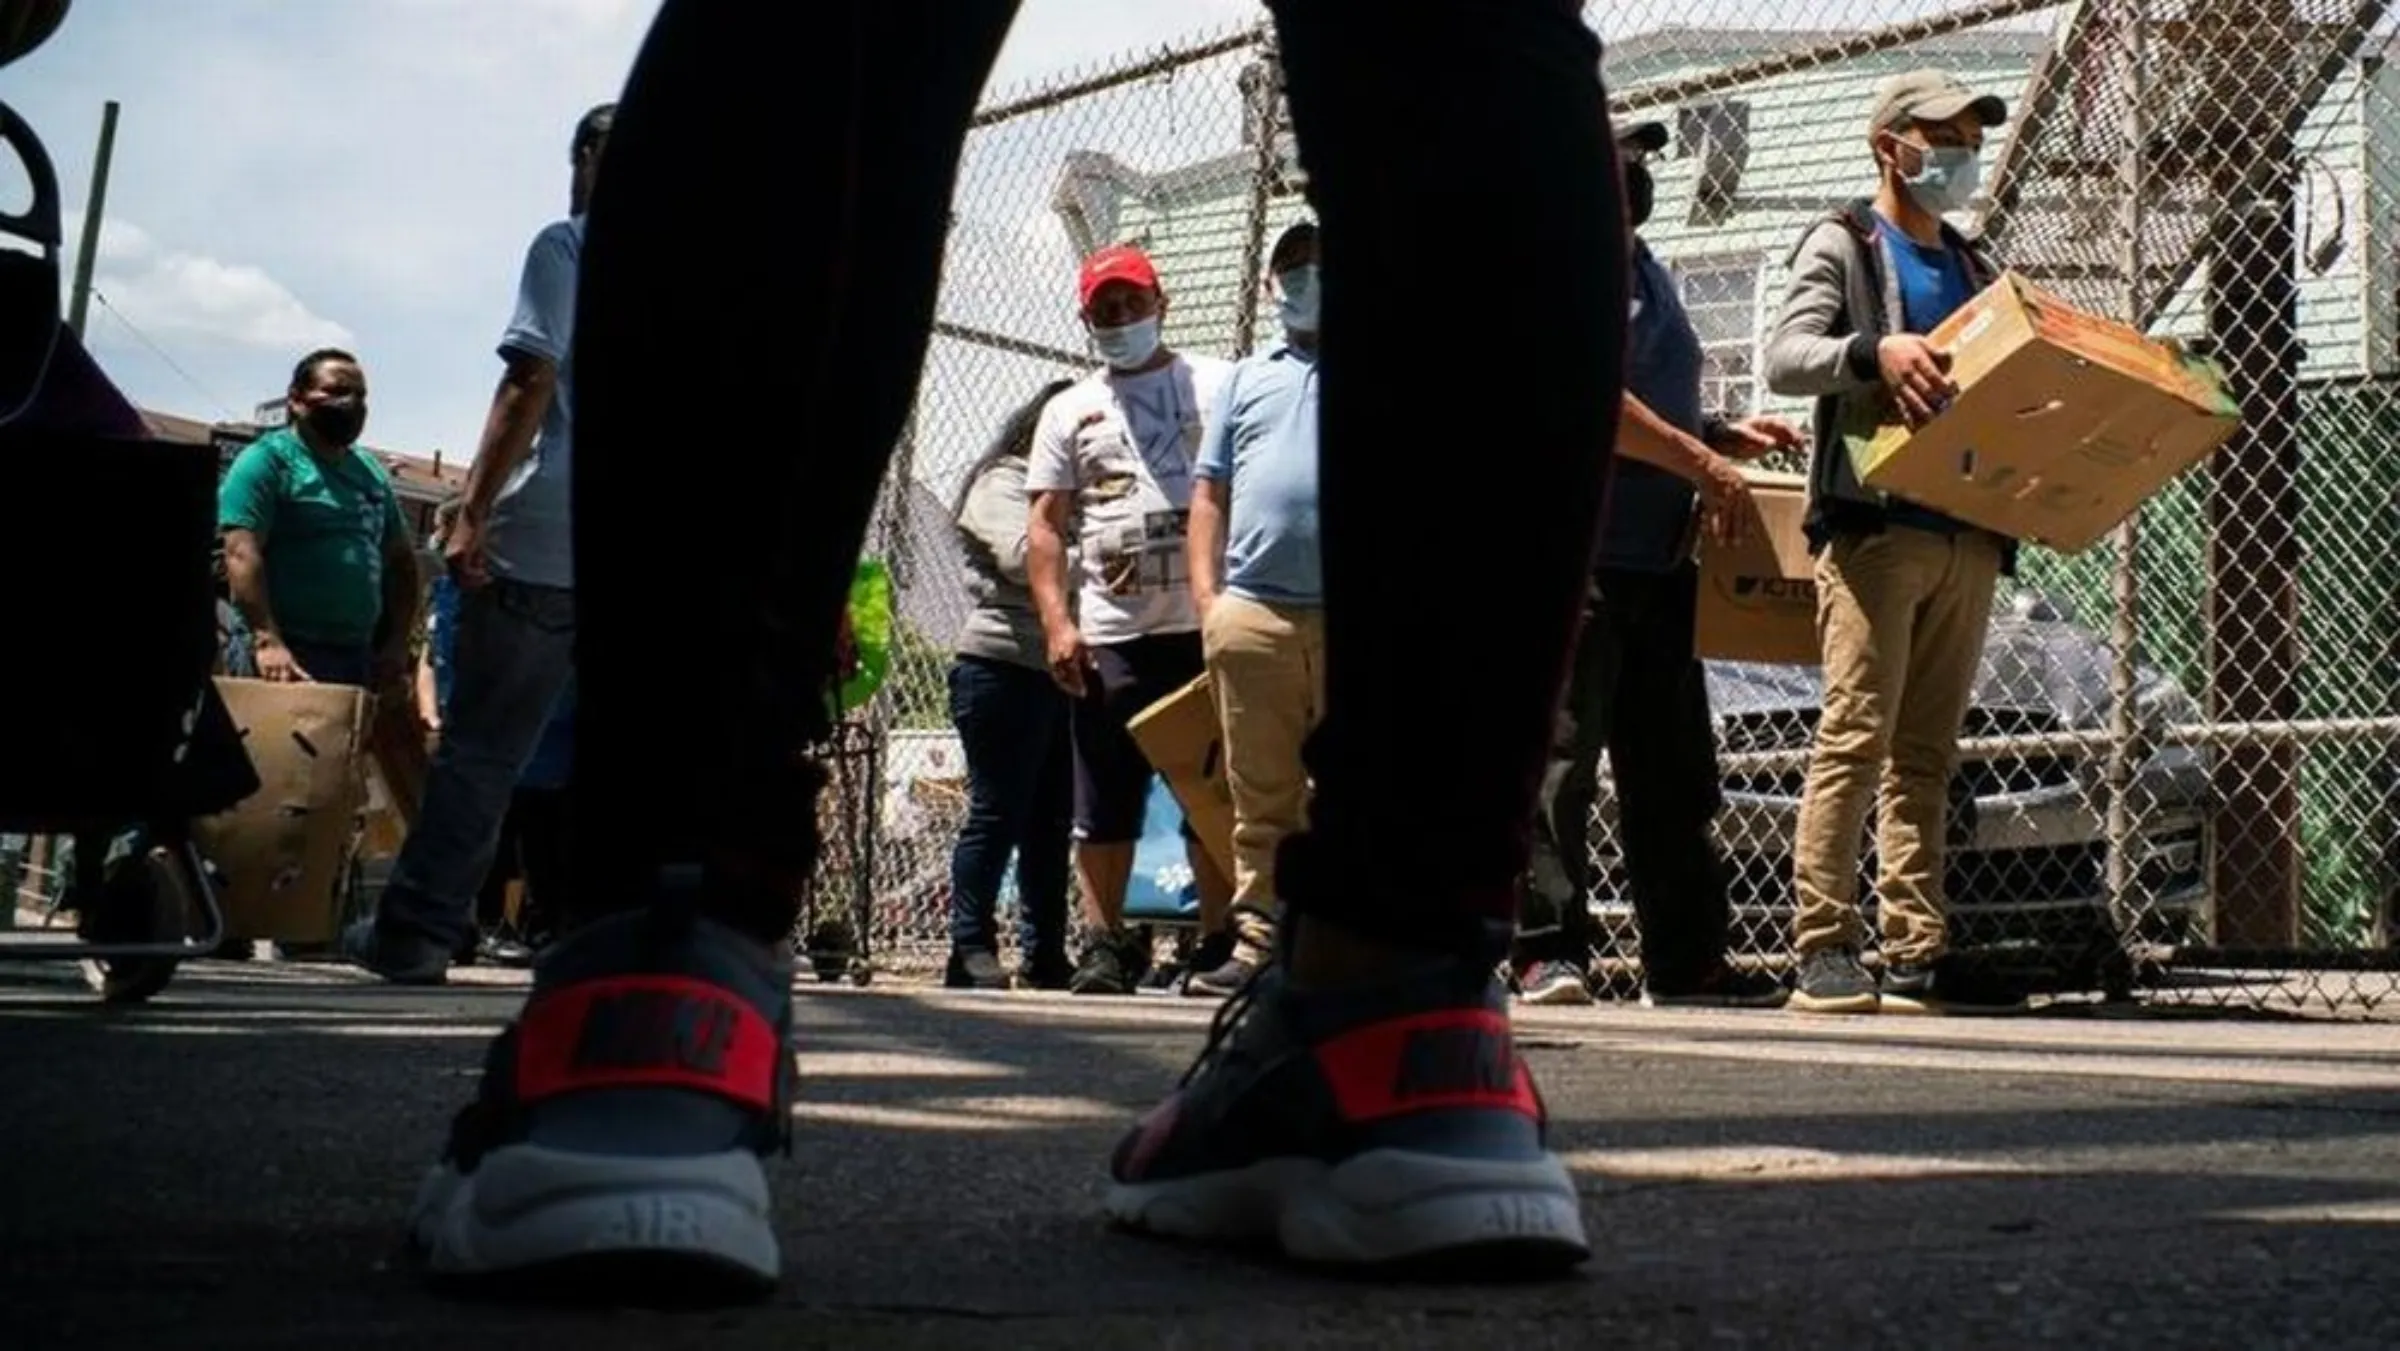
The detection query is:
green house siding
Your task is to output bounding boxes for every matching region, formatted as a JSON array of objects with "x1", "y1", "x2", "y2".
[
  {"x1": 1113, "y1": 176, "x2": 1311, "y2": 359},
  {"x1": 1049, "y1": 30, "x2": 2400, "y2": 943}
]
